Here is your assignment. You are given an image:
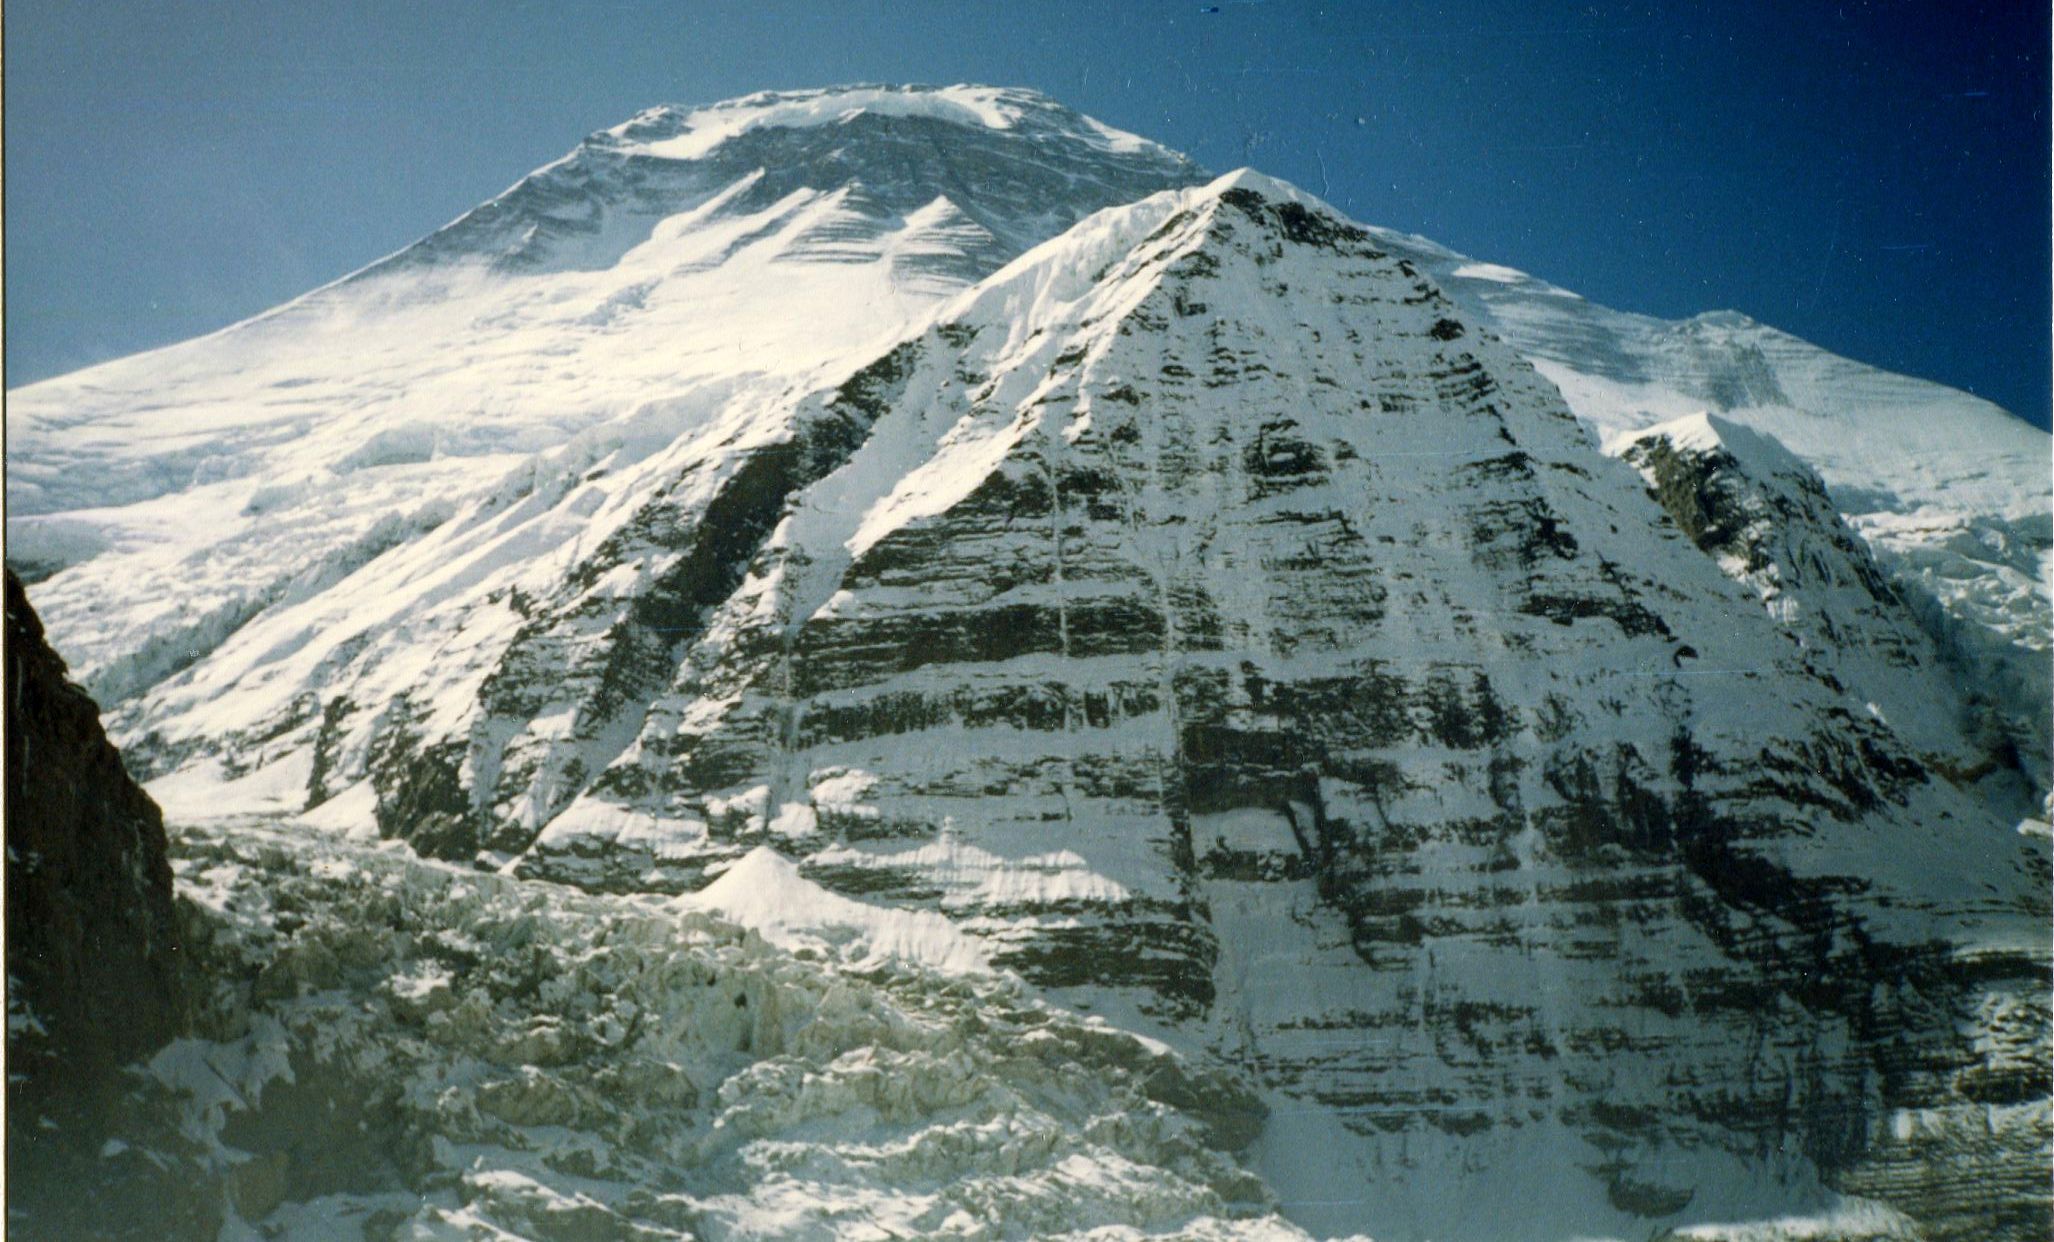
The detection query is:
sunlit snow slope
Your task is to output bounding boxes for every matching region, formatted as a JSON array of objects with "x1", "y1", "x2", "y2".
[{"x1": 5, "y1": 85, "x2": 1201, "y2": 710}]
